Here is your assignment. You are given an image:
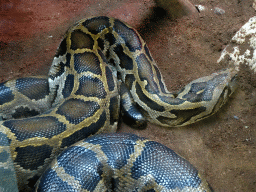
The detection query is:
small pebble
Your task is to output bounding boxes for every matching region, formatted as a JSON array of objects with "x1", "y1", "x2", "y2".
[
  {"x1": 245, "y1": 126, "x2": 249, "y2": 129},
  {"x1": 233, "y1": 115, "x2": 239, "y2": 120},
  {"x1": 214, "y1": 7, "x2": 225, "y2": 15},
  {"x1": 195, "y1": 5, "x2": 205, "y2": 12}
]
